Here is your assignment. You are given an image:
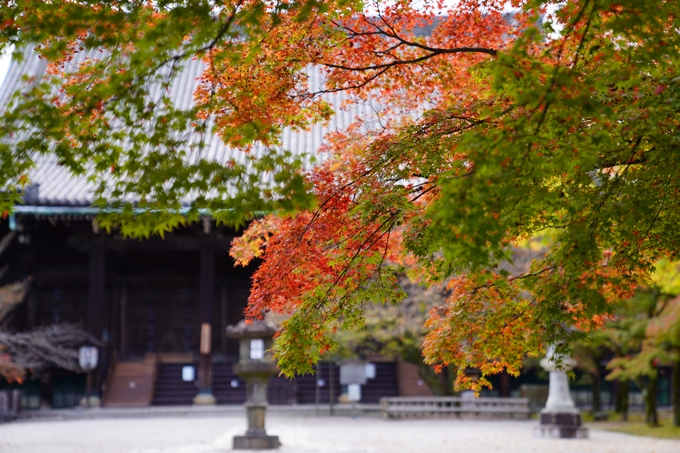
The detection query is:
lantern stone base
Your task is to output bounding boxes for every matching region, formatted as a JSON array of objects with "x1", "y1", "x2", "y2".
[
  {"x1": 534, "y1": 412, "x2": 589, "y2": 439},
  {"x1": 233, "y1": 435, "x2": 281, "y2": 450},
  {"x1": 192, "y1": 390, "x2": 216, "y2": 405}
]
